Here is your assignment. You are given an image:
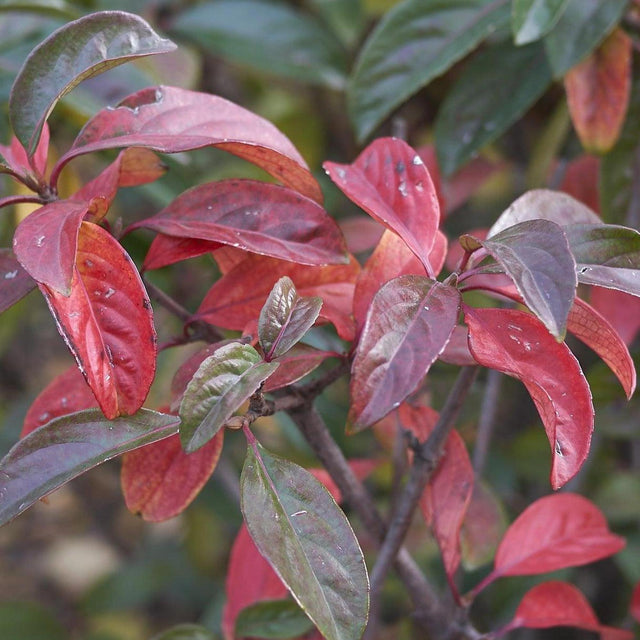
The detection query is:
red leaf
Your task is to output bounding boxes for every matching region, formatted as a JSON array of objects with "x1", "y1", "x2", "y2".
[
  {"x1": 415, "y1": 144, "x2": 445, "y2": 213},
  {"x1": 120, "y1": 431, "x2": 224, "y2": 521},
  {"x1": 0, "y1": 123, "x2": 49, "y2": 180},
  {"x1": 197, "y1": 253, "x2": 360, "y2": 341},
  {"x1": 339, "y1": 216, "x2": 384, "y2": 254},
  {"x1": 465, "y1": 306, "x2": 594, "y2": 489},
  {"x1": 631, "y1": 581, "x2": 640, "y2": 624},
  {"x1": 590, "y1": 286, "x2": 640, "y2": 346},
  {"x1": 222, "y1": 524, "x2": 288, "y2": 640},
  {"x1": 559, "y1": 155, "x2": 600, "y2": 213},
  {"x1": 565, "y1": 28, "x2": 632, "y2": 154},
  {"x1": 0, "y1": 249, "x2": 35, "y2": 313},
  {"x1": 350, "y1": 275, "x2": 460, "y2": 431},
  {"x1": 41, "y1": 222, "x2": 156, "y2": 419},
  {"x1": 263, "y1": 344, "x2": 337, "y2": 392},
  {"x1": 475, "y1": 493, "x2": 625, "y2": 594},
  {"x1": 444, "y1": 155, "x2": 504, "y2": 214},
  {"x1": 13, "y1": 199, "x2": 89, "y2": 295},
  {"x1": 439, "y1": 325, "x2": 476, "y2": 367},
  {"x1": 143, "y1": 234, "x2": 222, "y2": 271},
  {"x1": 56, "y1": 86, "x2": 322, "y2": 203},
  {"x1": 324, "y1": 137, "x2": 441, "y2": 276},
  {"x1": 132, "y1": 179, "x2": 347, "y2": 266},
  {"x1": 568, "y1": 297, "x2": 636, "y2": 398},
  {"x1": 505, "y1": 581, "x2": 632, "y2": 640},
  {"x1": 21, "y1": 365, "x2": 97, "y2": 438}
]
